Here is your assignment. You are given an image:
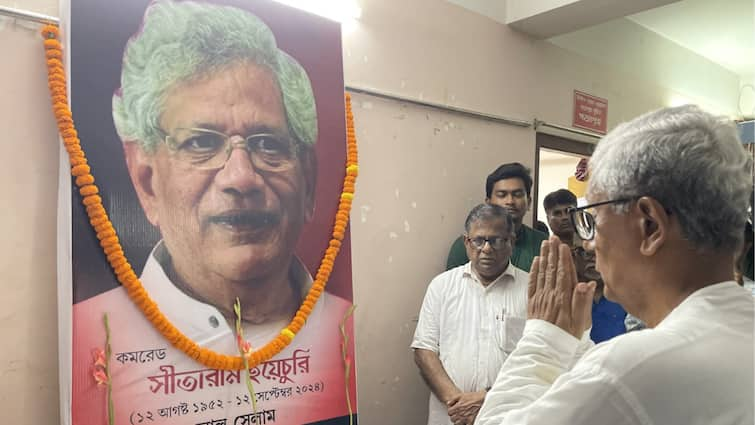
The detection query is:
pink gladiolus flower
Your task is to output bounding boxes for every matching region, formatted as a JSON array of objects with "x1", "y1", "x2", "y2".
[
  {"x1": 93, "y1": 368, "x2": 108, "y2": 386},
  {"x1": 241, "y1": 340, "x2": 252, "y2": 355},
  {"x1": 236, "y1": 334, "x2": 252, "y2": 355},
  {"x1": 92, "y1": 348, "x2": 106, "y2": 369}
]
